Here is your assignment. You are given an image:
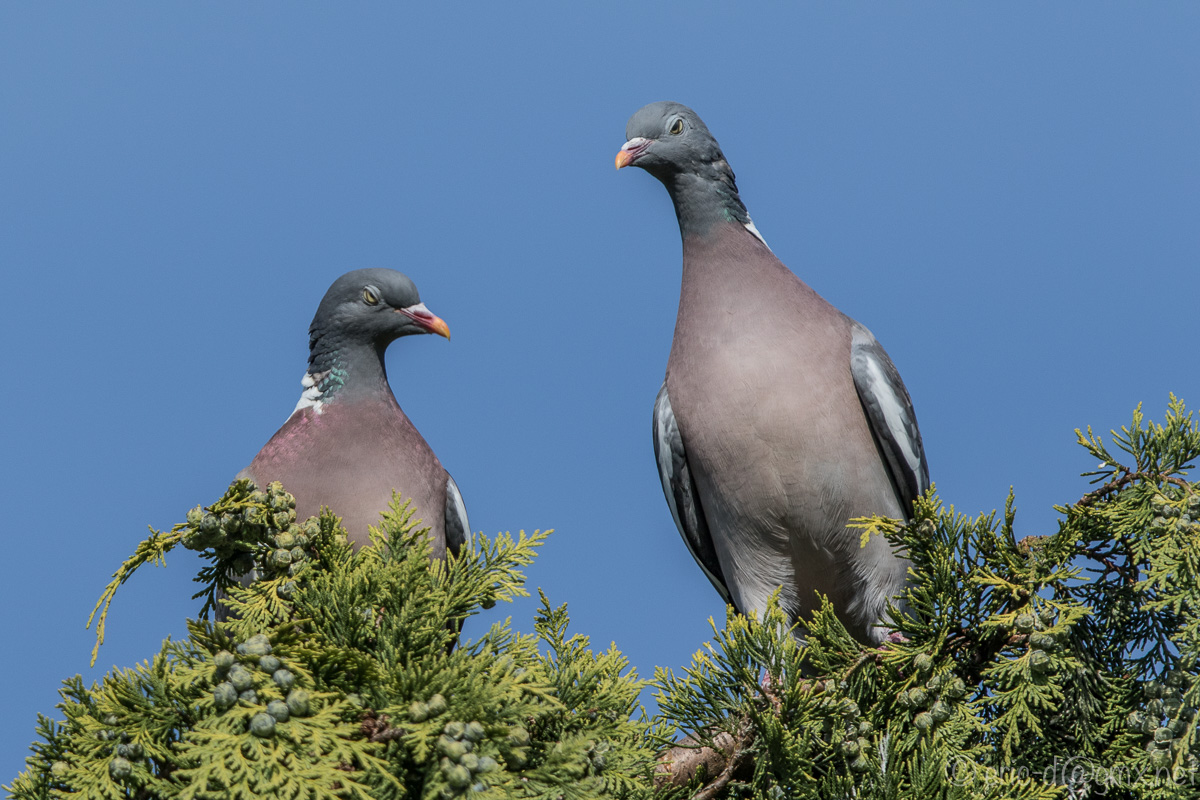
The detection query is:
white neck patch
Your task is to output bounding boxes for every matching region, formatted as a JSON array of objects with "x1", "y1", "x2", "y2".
[
  {"x1": 744, "y1": 218, "x2": 771, "y2": 250},
  {"x1": 292, "y1": 372, "x2": 326, "y2": 415}
]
